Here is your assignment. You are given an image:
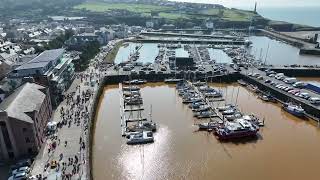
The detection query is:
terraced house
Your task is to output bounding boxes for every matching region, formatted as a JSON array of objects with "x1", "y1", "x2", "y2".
[{"x1": 10, "y1": 49, "x2": 75, "y2": 106}]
